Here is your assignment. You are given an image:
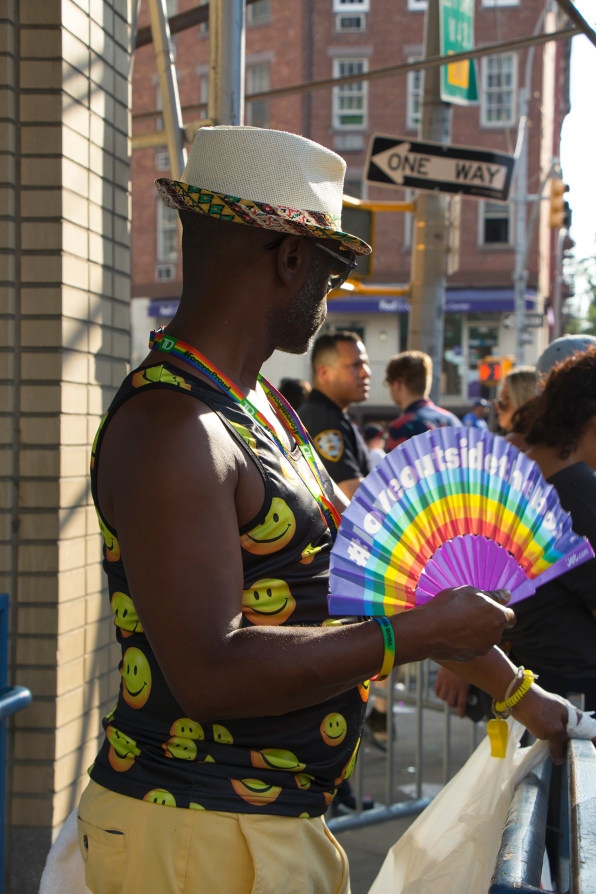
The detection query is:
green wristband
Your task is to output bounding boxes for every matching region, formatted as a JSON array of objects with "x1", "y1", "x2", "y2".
[{"x1": 370, "y1": 616, "x2": 396, "y2": 682}]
